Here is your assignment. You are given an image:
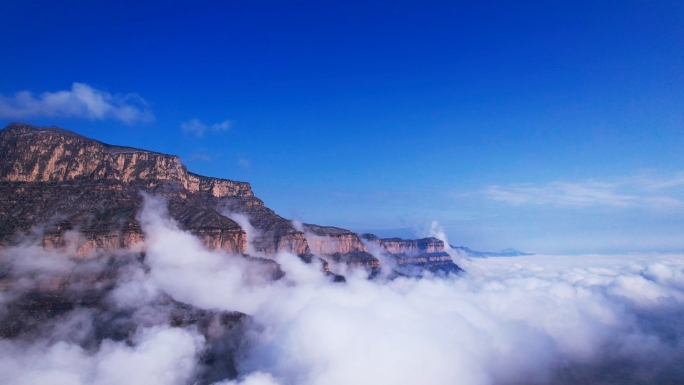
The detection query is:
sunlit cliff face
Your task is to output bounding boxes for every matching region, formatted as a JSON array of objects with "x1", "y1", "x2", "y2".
[{"x1": 1, "y1": 195, "x2": 684, "y2": 385}]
